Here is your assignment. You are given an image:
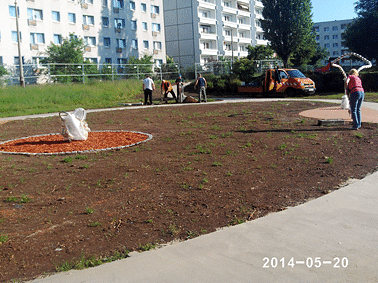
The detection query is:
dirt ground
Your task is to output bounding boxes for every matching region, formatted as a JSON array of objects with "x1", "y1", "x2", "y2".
[{"x1": 1, "y1": 100, "x2": 378, "y2": 282}]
